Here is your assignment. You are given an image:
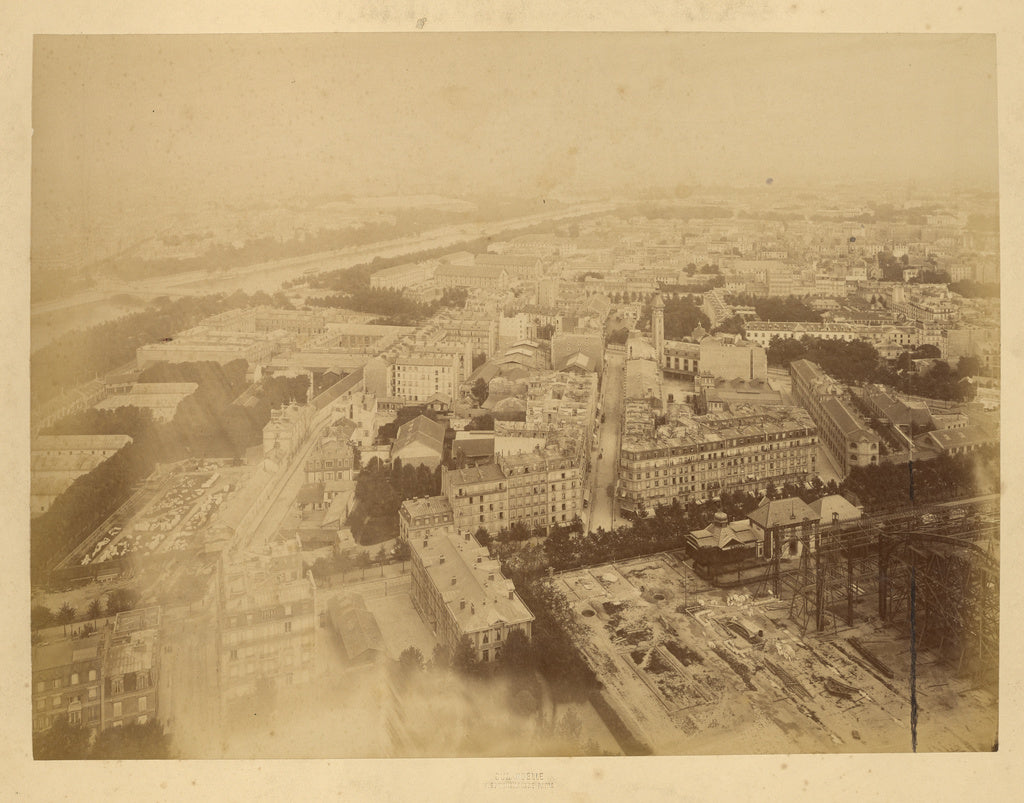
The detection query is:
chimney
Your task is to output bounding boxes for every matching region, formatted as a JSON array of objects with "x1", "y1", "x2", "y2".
[{"x1": 451, "y1": 576, "x2": 457, "y2": 586}]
